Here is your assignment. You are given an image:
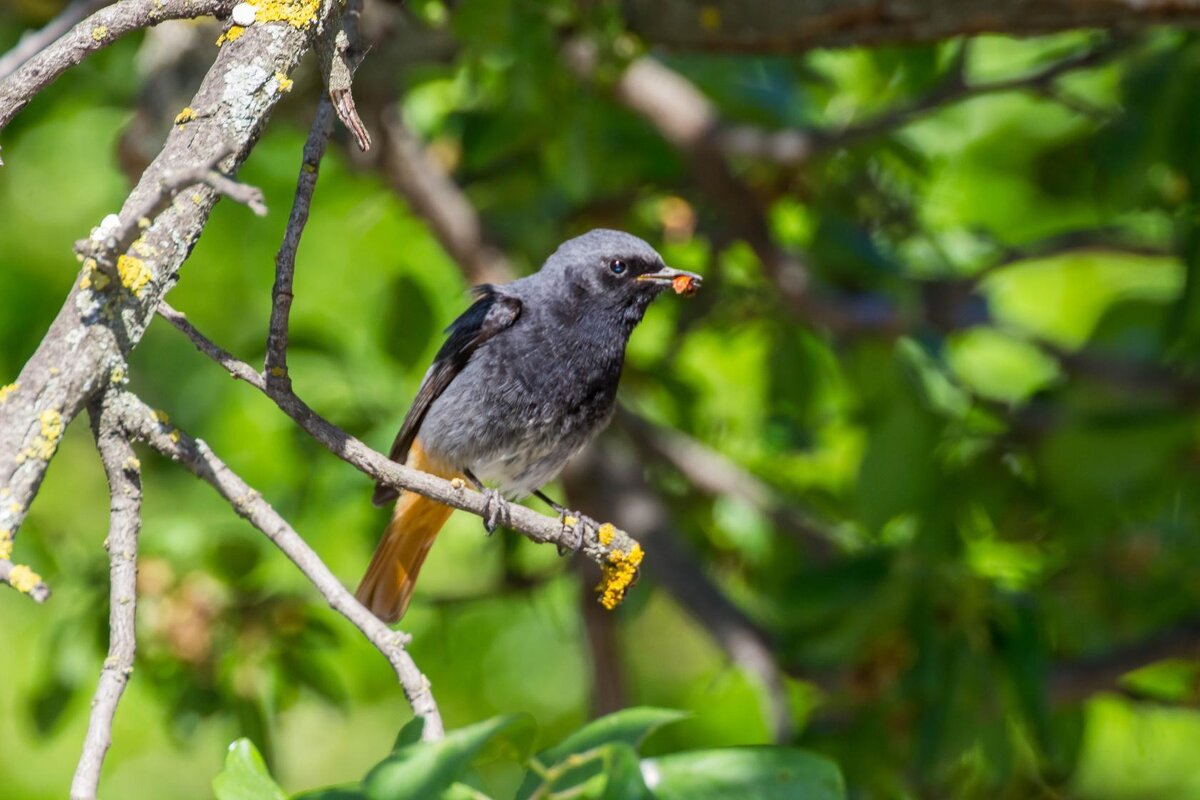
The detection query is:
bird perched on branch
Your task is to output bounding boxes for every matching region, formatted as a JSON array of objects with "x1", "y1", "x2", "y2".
[{"x1": 356, "y1": 229, "x2": 701, "y2": 623}]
